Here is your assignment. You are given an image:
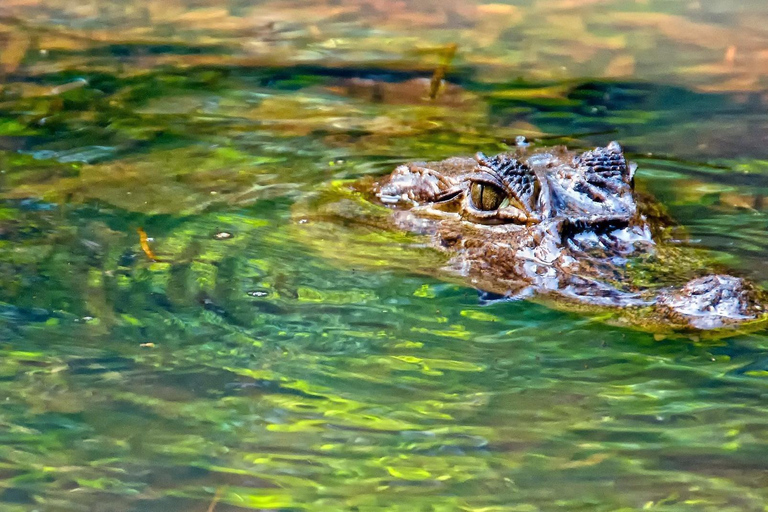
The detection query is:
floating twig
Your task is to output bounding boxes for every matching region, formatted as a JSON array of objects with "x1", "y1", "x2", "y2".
[
  {"x1": 429, "y1": 43, "x2": 458, "y2": 100},
  {"x1": 137, "y1": 227, "x2": 157, "y2": 261},
  {"x1": 206, "y1": 487, "x2": 225, "y2": 512}
]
